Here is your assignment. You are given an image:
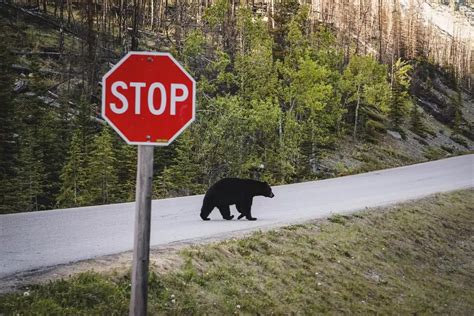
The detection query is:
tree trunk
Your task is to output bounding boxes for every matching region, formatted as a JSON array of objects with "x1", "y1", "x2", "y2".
[
  {"x1": 353, "y1": 85, "x2": 361, "y2": 140},
  {"x1": 378, "y1": 0, "x2": 383, "y2": 63},
  {"x1": 150, "y1": 0, "x2": 154, "y2": 29},
  {"x1": 67, "y1": 0, "x2": 72, "y2": 24},
  {"x1": 132, "y1": 0, "x2": 141, "y2": 50},
  {"x1": 119, "y1": 0, "x2": 123, "y2": 43},
  {"x1": 59, "y1": 0, "x2": 64, "y2": 20}
]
